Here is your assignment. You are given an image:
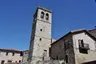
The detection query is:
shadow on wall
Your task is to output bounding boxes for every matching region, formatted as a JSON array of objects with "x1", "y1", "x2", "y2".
[{"x1": 83, "y1": 61, "x2": 96, "y2": 64}]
